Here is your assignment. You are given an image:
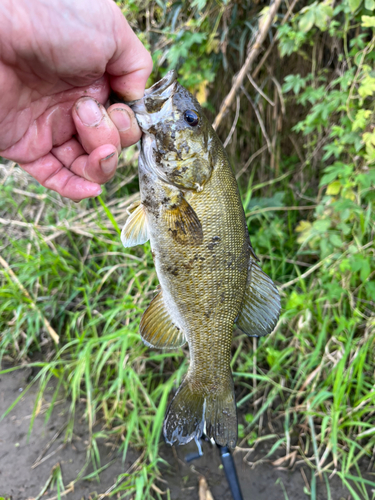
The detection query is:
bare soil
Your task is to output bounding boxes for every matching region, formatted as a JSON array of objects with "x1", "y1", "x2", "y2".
[{"x1": 0, "y1": 367, "x2": 361, "y2": 499}]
